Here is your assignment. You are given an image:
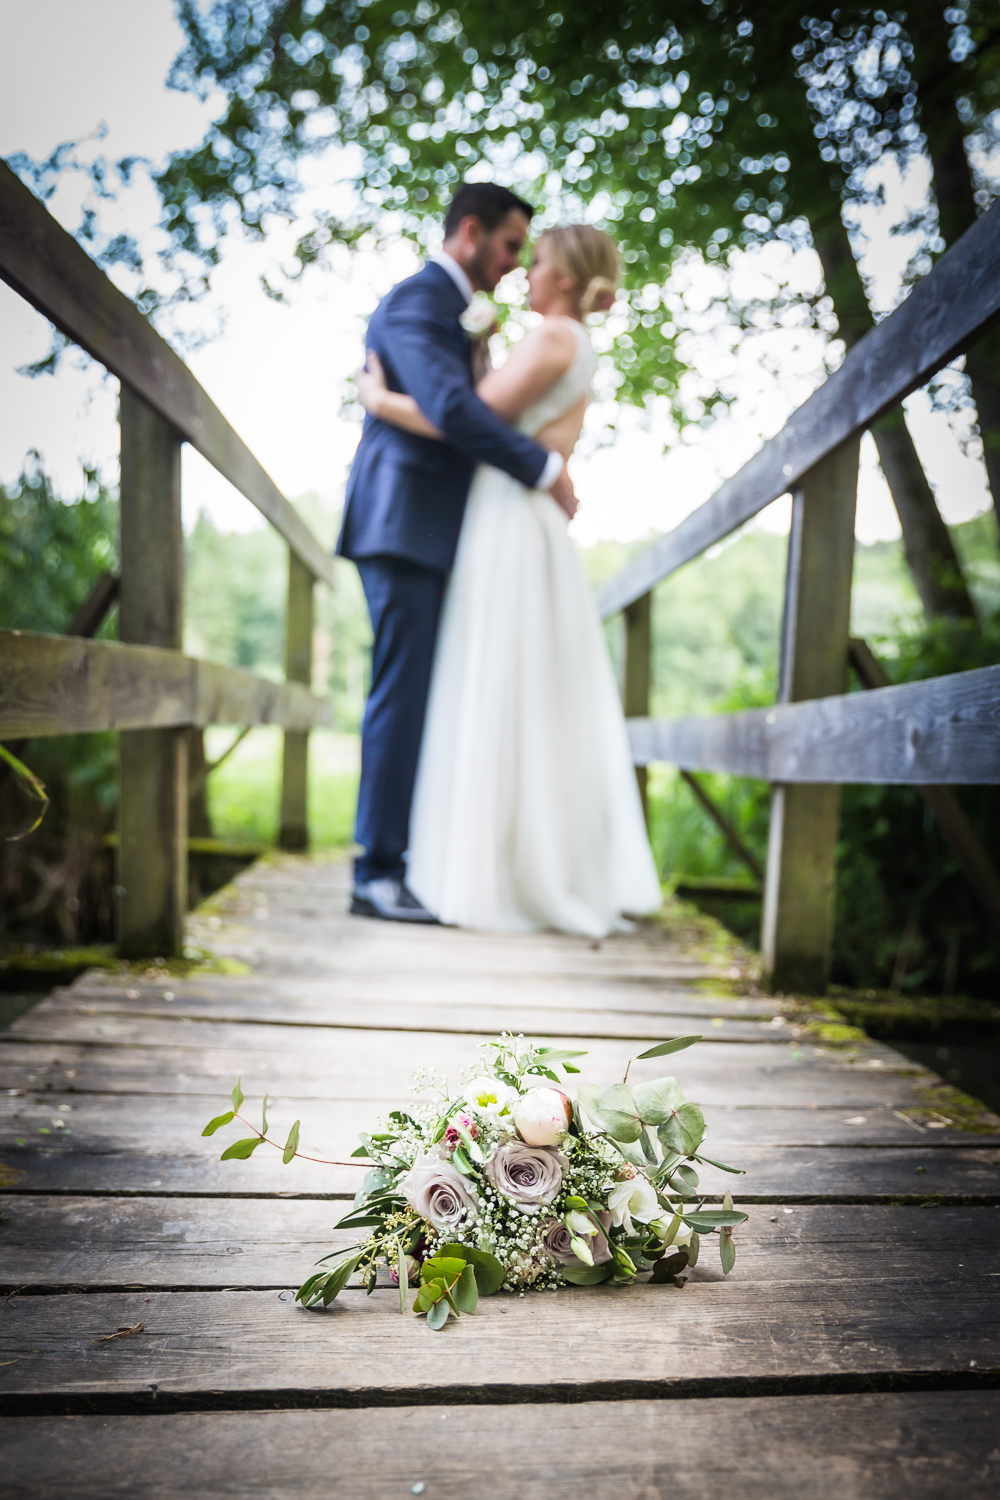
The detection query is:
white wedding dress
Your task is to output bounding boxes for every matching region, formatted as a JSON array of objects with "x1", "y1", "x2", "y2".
[{"x1": 407, "y1": 318, "x2": 662, "y2": 937}]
